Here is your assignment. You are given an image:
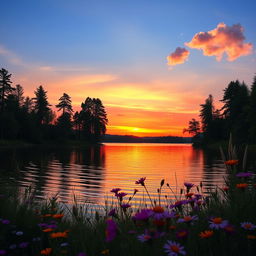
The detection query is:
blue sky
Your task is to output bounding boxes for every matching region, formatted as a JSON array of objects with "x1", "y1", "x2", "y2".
[{"x1": 0, "y1": 0, "x2": 255, "y2": 135}]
